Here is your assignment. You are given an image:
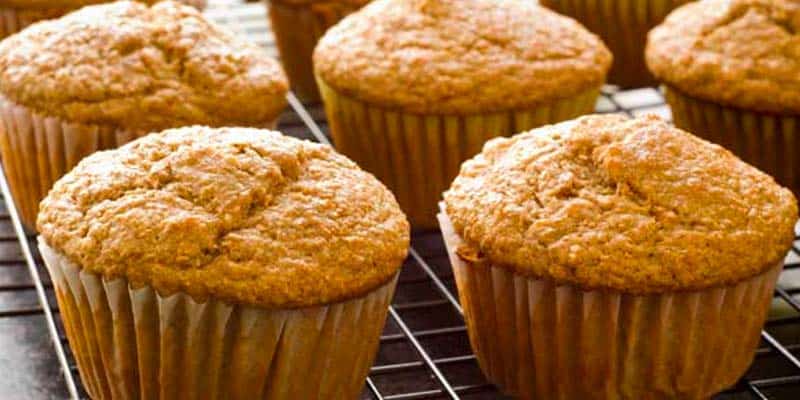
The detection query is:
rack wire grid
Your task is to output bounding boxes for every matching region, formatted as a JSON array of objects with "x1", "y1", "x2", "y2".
[{"x1": 0, "y1": 1, "x2": 799, "y2": 399}]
